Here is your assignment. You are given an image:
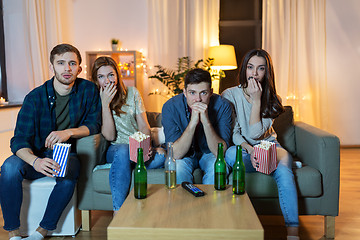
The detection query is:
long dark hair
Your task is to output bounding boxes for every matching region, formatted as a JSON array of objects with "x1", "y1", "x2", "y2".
[
  {"x1": 238, "y1": 49, "x2": 284, "y2": 119},
  {"x1": 90, "y1": 56, "x2": 127, "y2": 115}
]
